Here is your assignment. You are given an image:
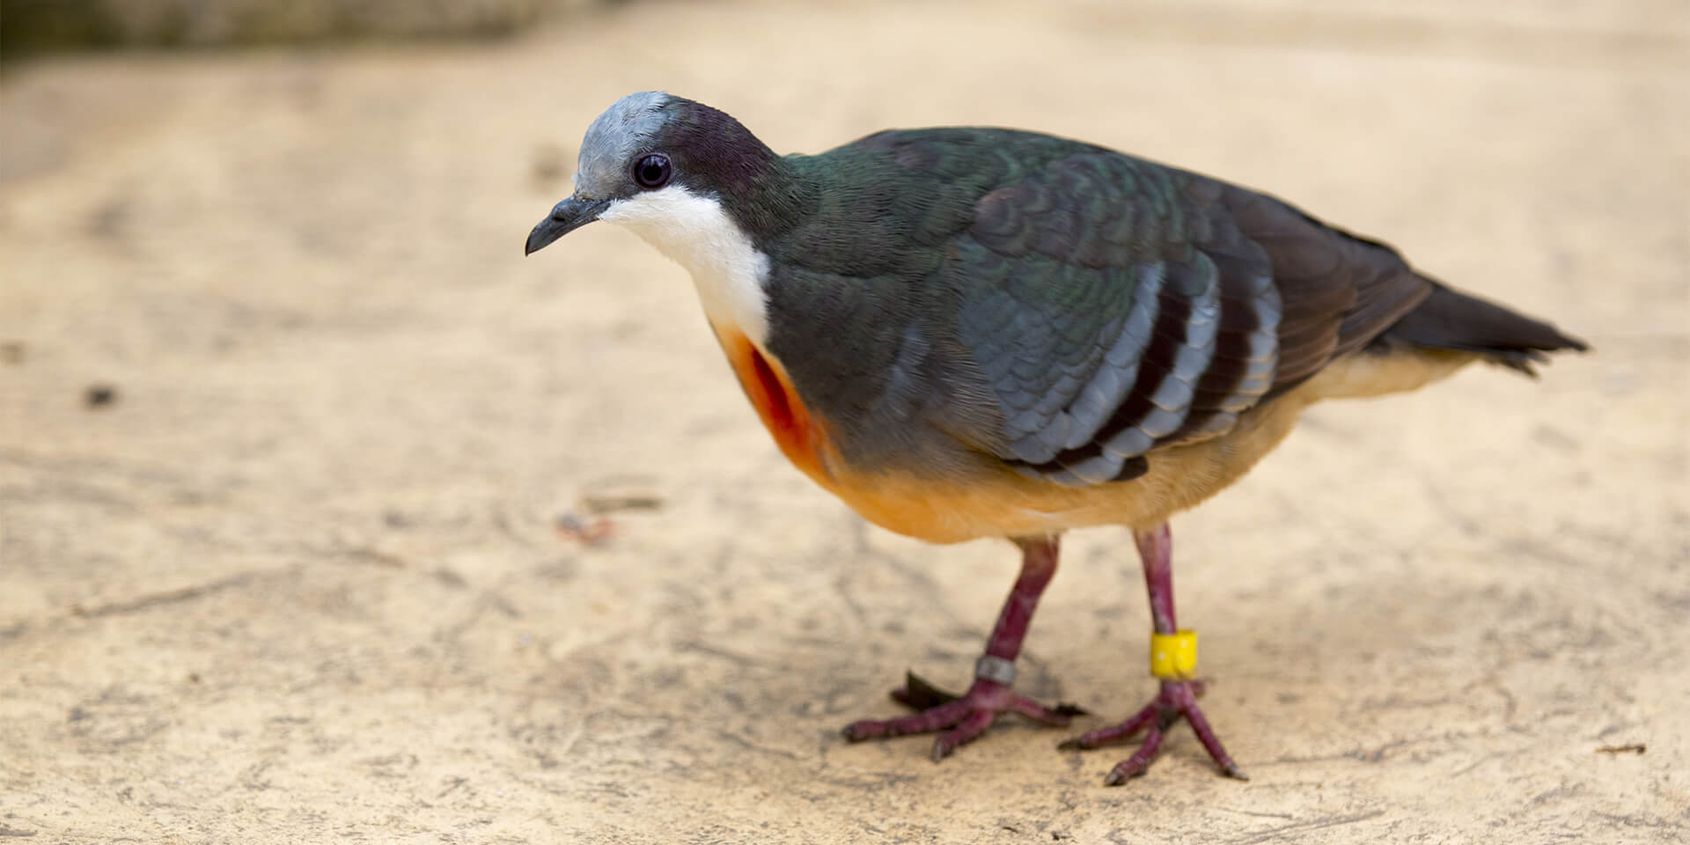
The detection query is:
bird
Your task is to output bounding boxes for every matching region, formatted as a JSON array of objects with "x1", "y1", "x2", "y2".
[{"x1": 524, "y1": 91, "x2": 1586, "y2": 785}]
